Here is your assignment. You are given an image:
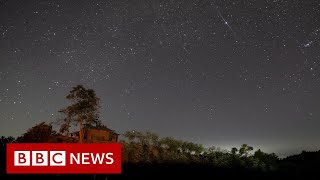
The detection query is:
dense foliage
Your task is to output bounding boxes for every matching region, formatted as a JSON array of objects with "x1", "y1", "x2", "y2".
[{"x1": 120, "y1": 130, "x2": 279, "y2": 172}]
